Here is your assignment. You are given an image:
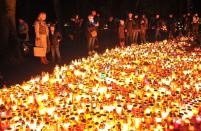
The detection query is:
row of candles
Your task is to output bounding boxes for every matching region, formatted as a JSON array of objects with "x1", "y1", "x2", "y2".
[{"x1": 0, "y1": 38, "x2": 201, "y2": 130}]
